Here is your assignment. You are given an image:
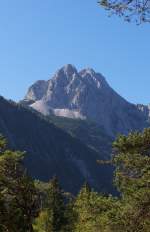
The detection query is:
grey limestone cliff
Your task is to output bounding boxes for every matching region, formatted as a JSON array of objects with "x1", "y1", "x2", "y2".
[{"x1": 22, "y1": 64, "x2": 150, "y2": 136}]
